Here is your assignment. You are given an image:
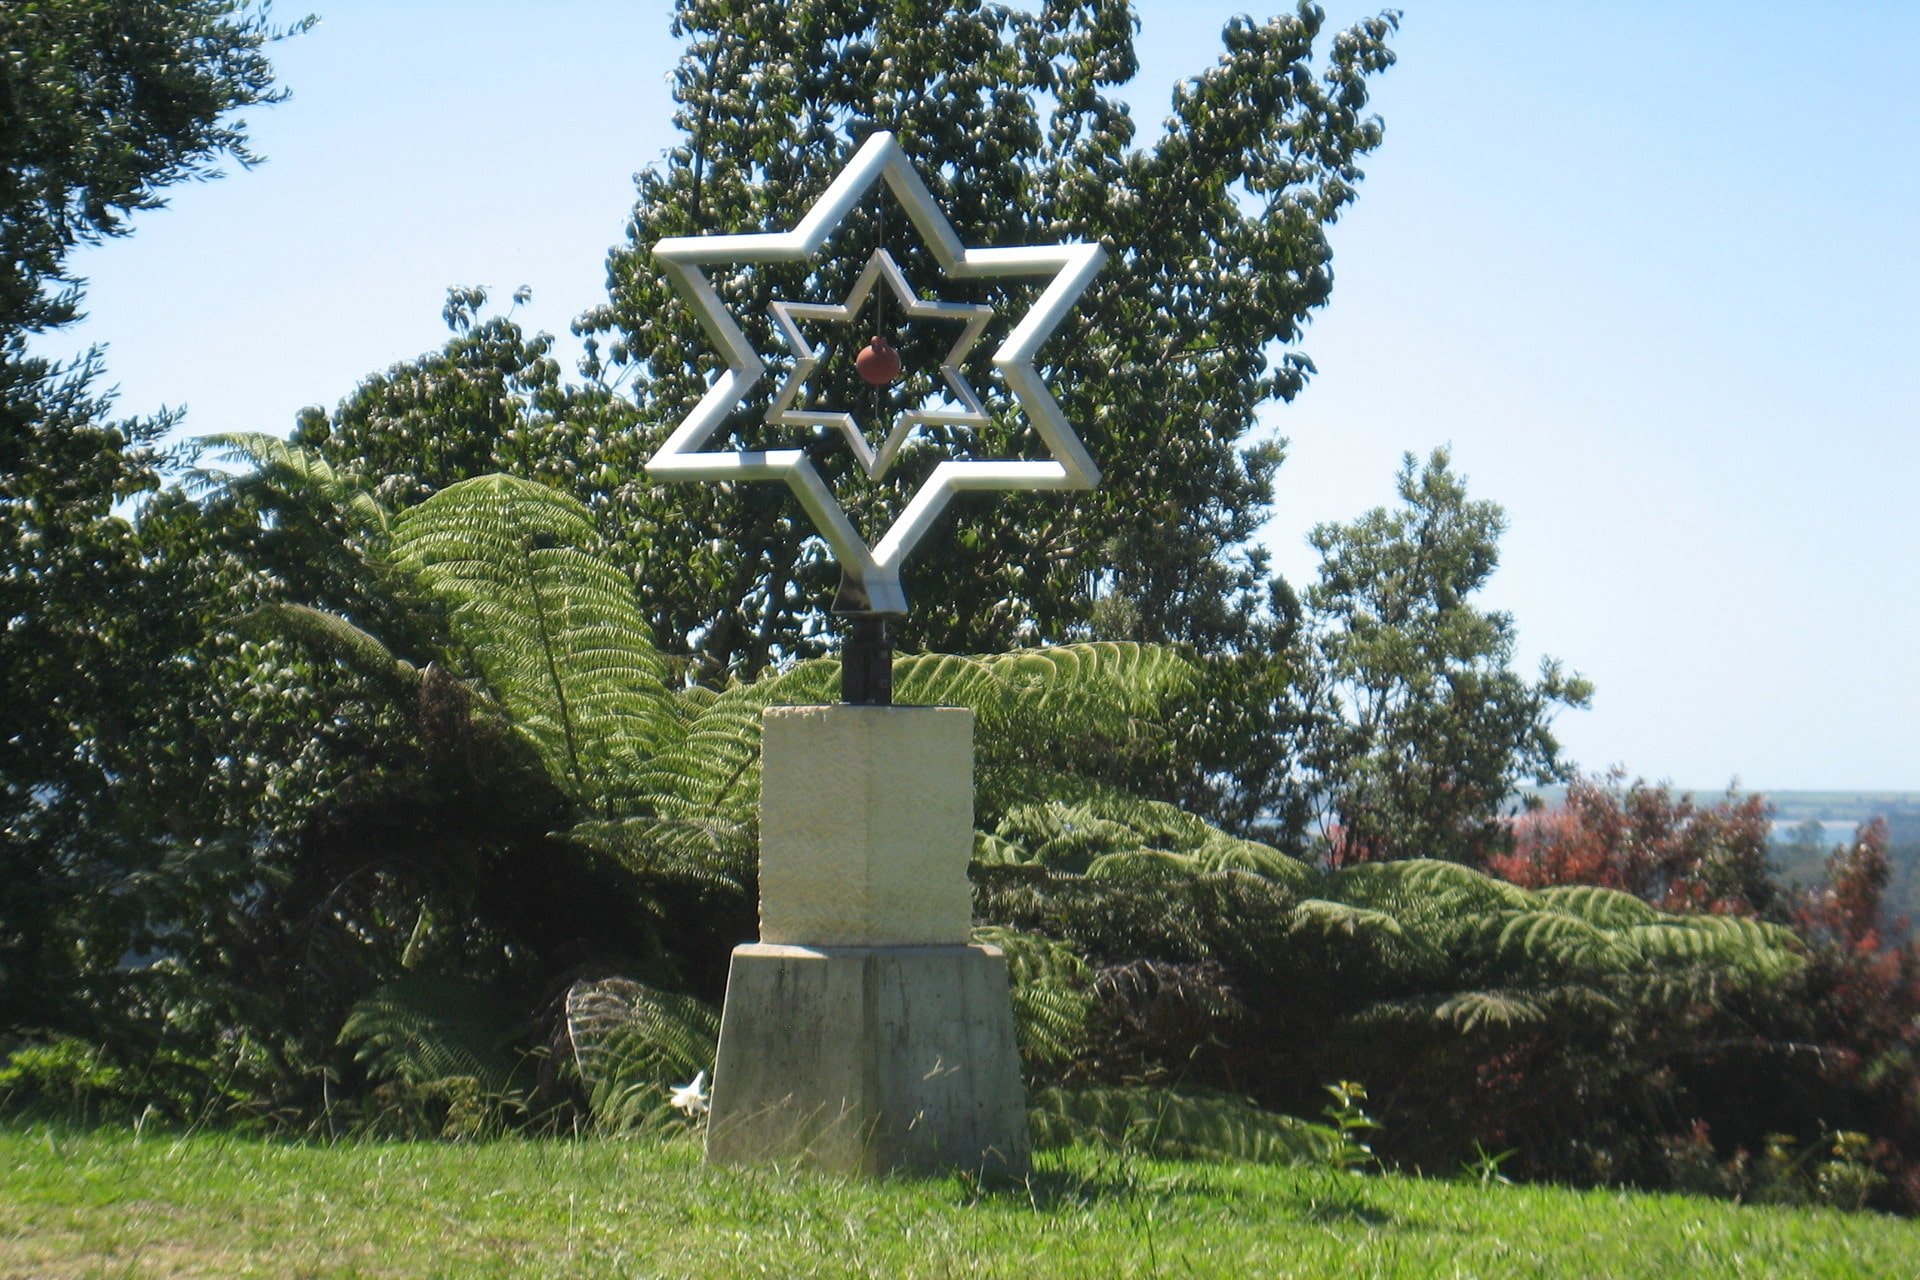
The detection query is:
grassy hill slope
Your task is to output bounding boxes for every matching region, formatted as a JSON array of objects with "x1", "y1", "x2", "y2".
[{"x1": 2, "y1": 1127, "x2": 1914, "y2": 1279}]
